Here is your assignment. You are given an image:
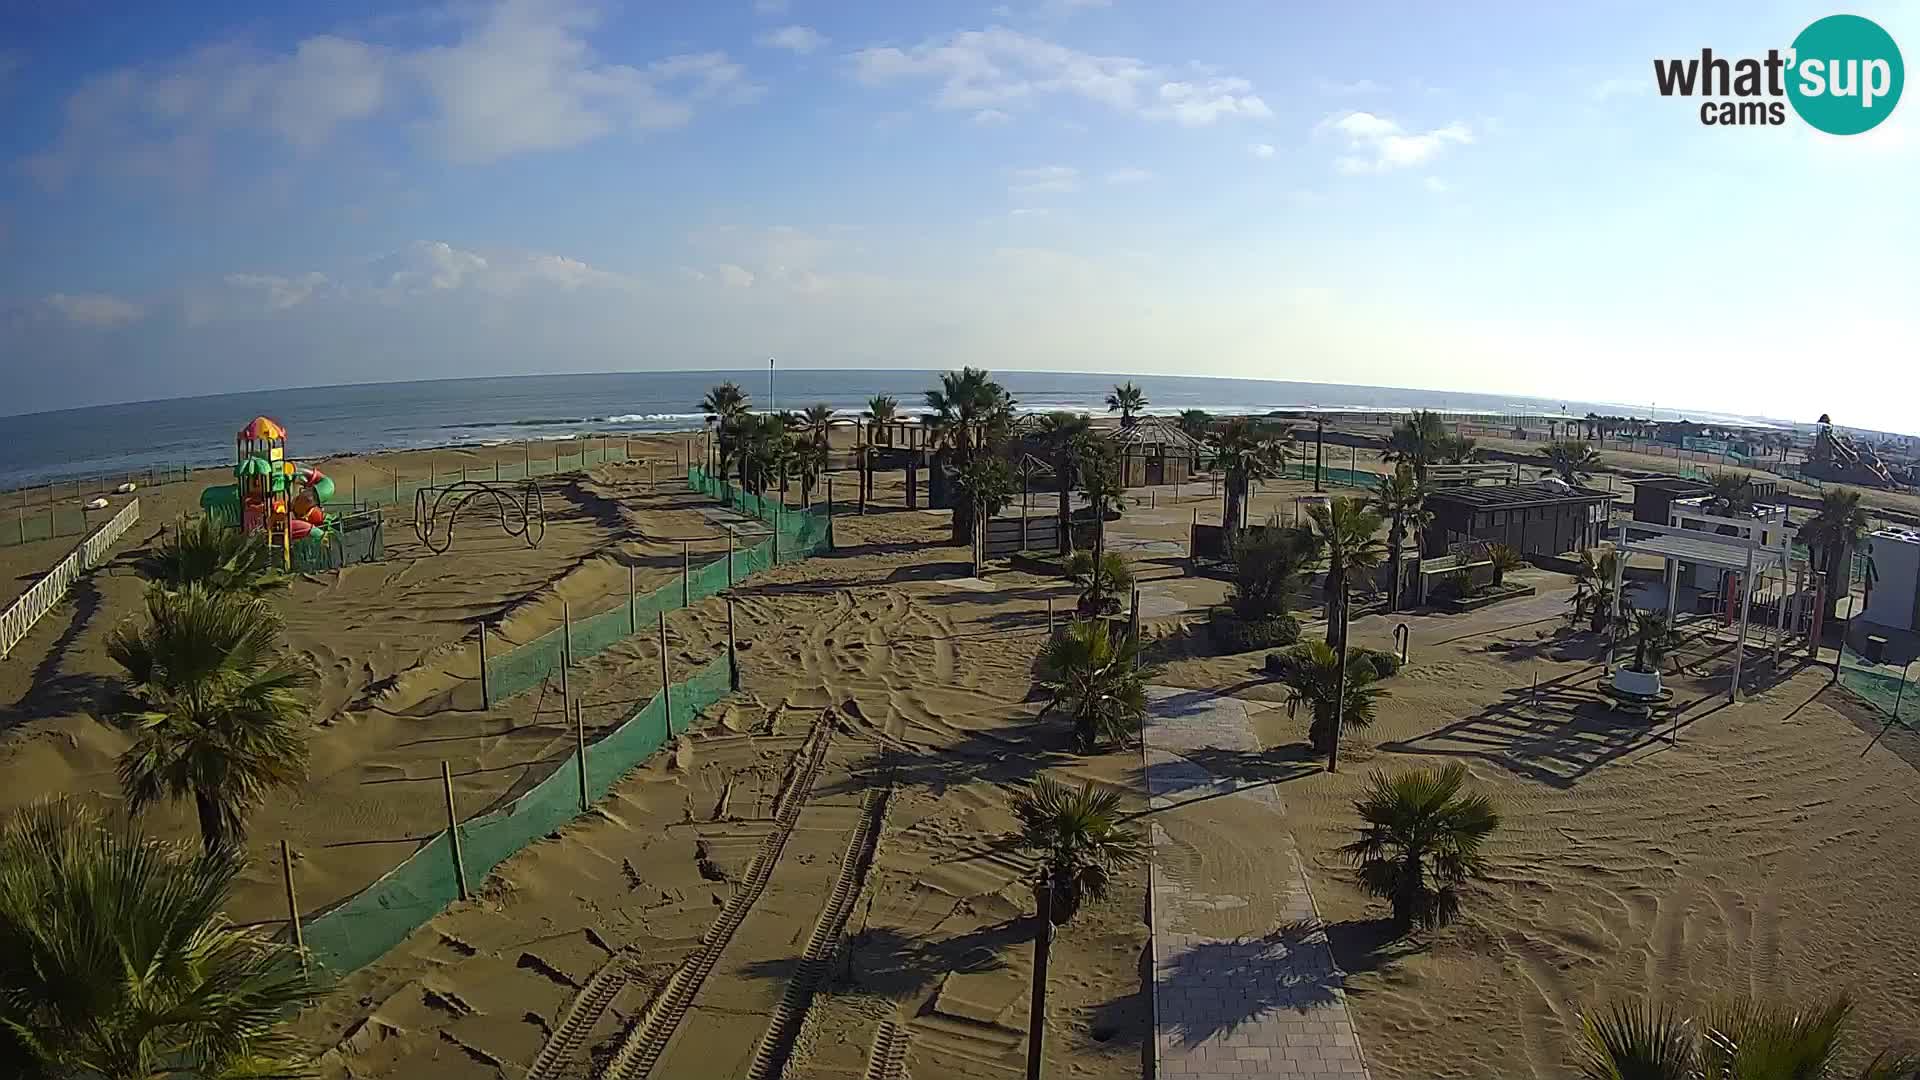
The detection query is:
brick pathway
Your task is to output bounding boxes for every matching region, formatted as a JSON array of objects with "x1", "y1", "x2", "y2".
[{"x1": 1143, "y1": 687, "x2": 1370, "y2": 1079}]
